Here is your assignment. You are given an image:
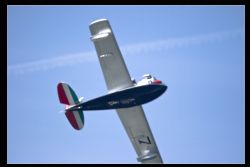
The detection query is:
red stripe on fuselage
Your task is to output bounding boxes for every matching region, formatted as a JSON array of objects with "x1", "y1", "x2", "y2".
[
  {"x1": 57, "y1": 83, "x2": 70, "y2": 105},
  {"x1": 65, "y1": 111, "x2": 79, "y2": 130},
  {"x1": 153, "y1": 80, "x2": 162, "y2": 84}
]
